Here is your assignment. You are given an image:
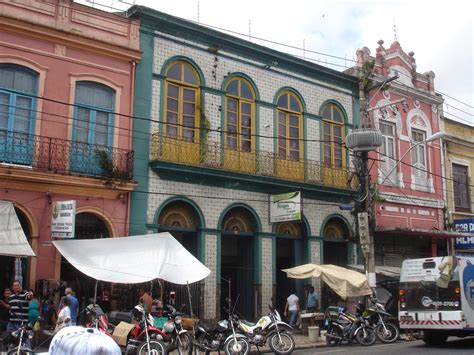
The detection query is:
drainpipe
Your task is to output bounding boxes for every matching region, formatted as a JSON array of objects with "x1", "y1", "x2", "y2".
[{"x1": 125, "y1": 60, "x2": 136, "y2": 236}]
